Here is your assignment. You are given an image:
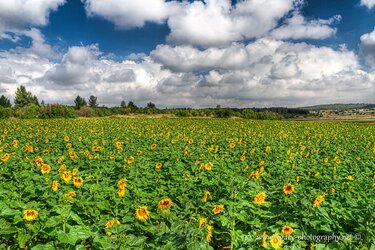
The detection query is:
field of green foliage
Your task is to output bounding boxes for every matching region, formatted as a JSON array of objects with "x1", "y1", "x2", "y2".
[{"x1": 0, "y1": 118, "x2": 374, "y2": 249}]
